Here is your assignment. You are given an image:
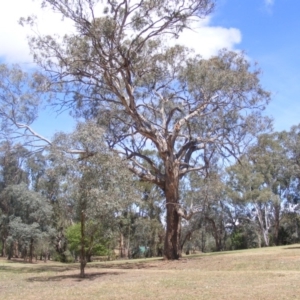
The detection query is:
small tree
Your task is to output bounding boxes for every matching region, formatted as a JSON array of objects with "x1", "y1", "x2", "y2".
[
  {"x1": 66, "y1": 222, "x2": 110, "y2": 261},
  {"x1": 50, "y1": 122, "x2": 140, "y2": 277}
]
